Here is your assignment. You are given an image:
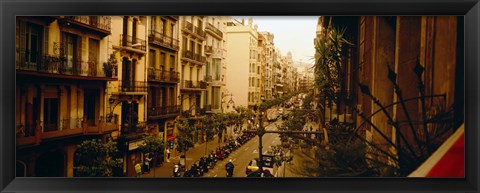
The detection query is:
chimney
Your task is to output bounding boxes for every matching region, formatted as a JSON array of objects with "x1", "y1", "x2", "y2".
[
  {"x1": 254, "y1": 24, "x2": 258, "y2": 31},
  {"x1": 248, "y1": 18, "x2": 253, "y2": 27},
  {"x1": 241, "y1": 19, "x2": 245, "y2": 25}
]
